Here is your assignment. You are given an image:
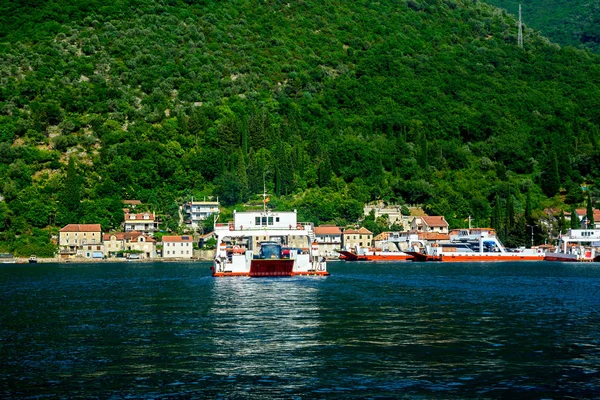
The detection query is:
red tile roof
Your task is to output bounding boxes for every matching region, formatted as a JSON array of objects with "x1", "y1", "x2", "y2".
[
  {"x1": 575, "y1": 208, "x2": 600, "y2": 220},
  {"x1": 315, "y1": 226, "x2": 342, "y2": 235},
  {"x1": 373, "y1": 232, "x2": 392, "y2": 241},
  {"x1": 162, "y1": 235, "x2": 194, "y2": 243},
  {"x1": 419, "y1": 232, "x2": 450, "y2": 240},
  {"x1": 103, "y1": 231, "x2": 155, "y2": 242},
  {"x1": 343, "y1": 227, "x2": 372, "y2": 235},
  {"x1": 422, "y1": 216, "x2": 448, "y2": 227},
  {"x1": 60, "y1": 224, "x2": 102, "y2": 233},
  {"x1": 124, "y1": 213, "x2": 155, "y2": 221}
]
